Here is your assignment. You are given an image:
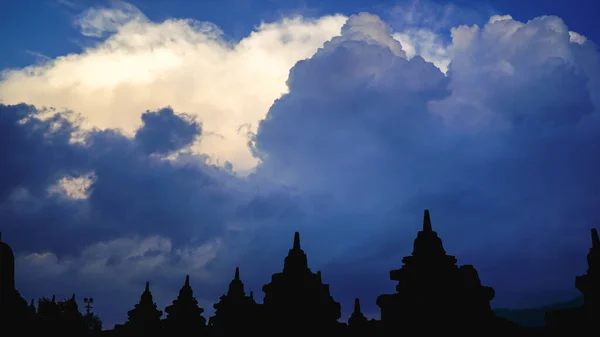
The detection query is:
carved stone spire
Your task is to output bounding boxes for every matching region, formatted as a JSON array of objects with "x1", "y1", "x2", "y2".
[
  {"x1": 293, "y1": 231, "x2": 301, "y2": 250},
  {"x1": 592, "y1": 228, "x2": 599, "y2": 249},
  {"x1": 378, "y1": 209, "x2": 496, "y2": 334},
  {"x1": 126, "y1": 280, "x2": 163, "y2": 335},
  {"x1": 423, "y1": 209, "x2": 432, "y2": 232},
  {"x1": 585, "y1": 228, "x2": 600, "y2": 273},
  {"x1": 283, "y1": 232, "x2": 309, "y2": 273},
  {"x1": 410, "y1": 209, "x2": 450, "y2": 258},
  {"x1": 262, "y1": 231, "x2": 342, "y2": 335},
  {"x1": 211, "y1": 267, "x2": 257, "y2": 336},
  {"x1": 349, "y1": 297, "x2": 368, "y2": 330},
  {"x1": 228, "y1": 267, "x2": 245, "y2": 296},
  {"x1": 354, "y1": 298, "x2": 361, "y2": 313},
  {"x1": 164, "y1": 275, "x2": 205, "y2": 334}
]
